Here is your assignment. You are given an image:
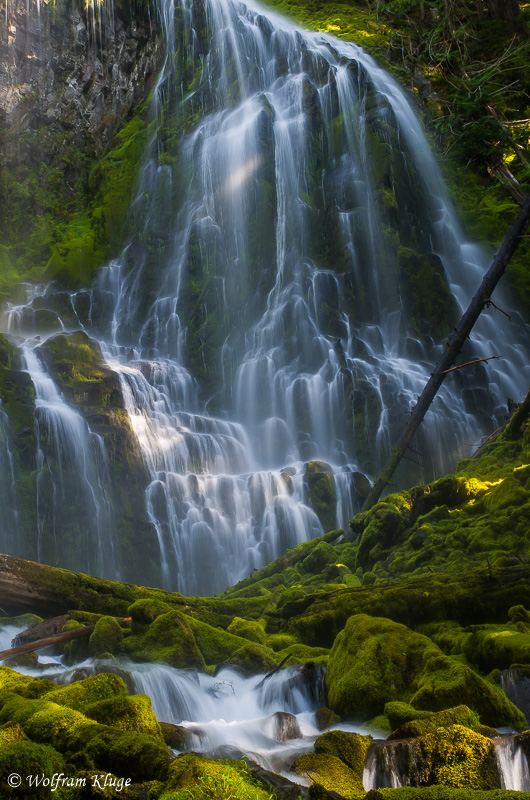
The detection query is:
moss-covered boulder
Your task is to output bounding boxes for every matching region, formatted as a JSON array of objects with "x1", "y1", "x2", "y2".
[
  {"x1": 0, "y1": 691, "x2": 170, "y2": 782},
  {"x1": 327, "y1": 614, "x2": 526, "y2": 729},
  {"x1": 409, "y1": 648, "x2": 526, "y2": 729},
  {"x1": 387, "y1": 704, "x2": 494, "y2": 739},
  {"x1": 293, "y1": 752, "x2": 363, "y2": 798},
  {"x1": 411, "y1": 725, "x2": 500, "y2": 789},
  {"x1": 226, "y1": 616, "x2": 266, "y2": 644},
  {"x1": 128, "y1": 598, "x2": 173, "y2": 634},
  {"x1": 219, "y1": 642, "x2": 276, "y2": 676},
  {"x1": 89, "y1": 615, "x2": 124, "y2": 657},
  {"x1": 121, "y1": 610, "x2": 206, "y2": 670},
  {"x1": 161, "y1": 753, "x2": 273, "y2": 799},
  {"x1": 315, "y1": 707, "x2": 341, "y2": 730},
  {"x1": 46, "y1": 672, "x2": 128, "y2": 710},
  {"x1": 314, "y1": 729, "x2": 372, "y2": 777},
  {"x1": 327, "y1": 614, "x2": 432, "y2": 717},
  {"x1": 38, "y1": 331, "x2": 122, "y2": 408},
  {"x1": 0, "y1": 739, "x2": 66, "y2": 799}
]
